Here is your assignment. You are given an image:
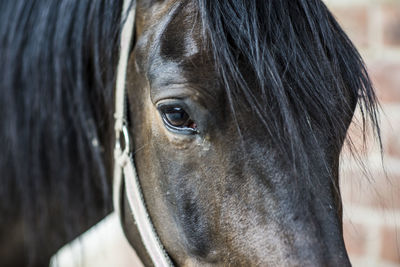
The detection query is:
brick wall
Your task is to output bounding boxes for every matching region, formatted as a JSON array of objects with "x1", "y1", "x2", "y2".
[{"x1": 324, "y1": 0, "x2": 400, "y2": 266}]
